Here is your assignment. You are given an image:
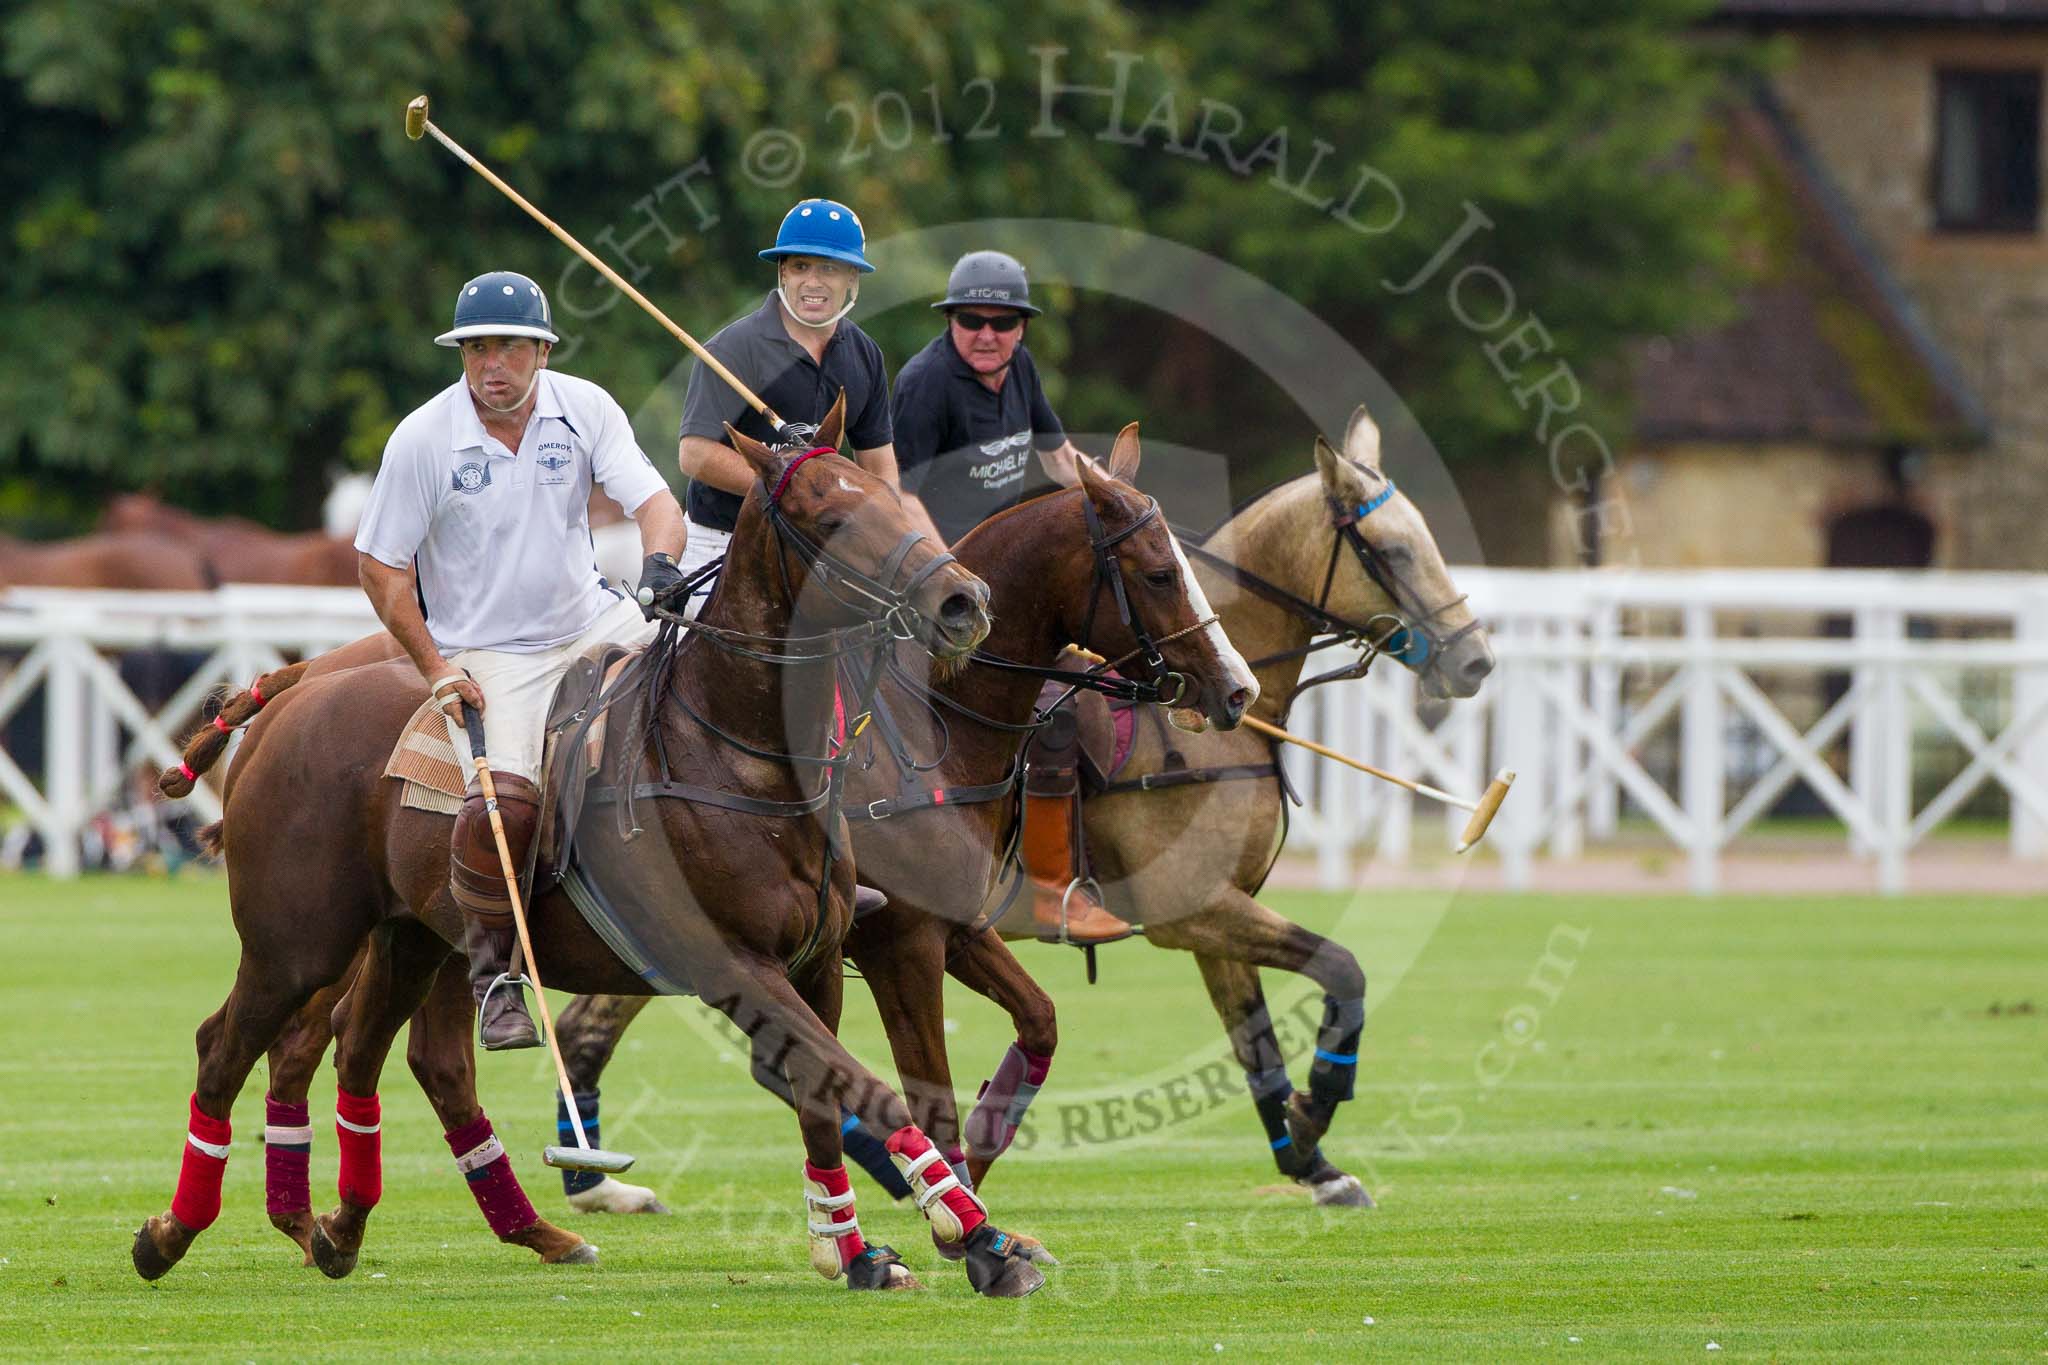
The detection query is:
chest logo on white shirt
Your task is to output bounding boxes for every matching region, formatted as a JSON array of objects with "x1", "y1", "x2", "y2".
[{"x1": 452, "y1": 461, "x2": 492, "y2": 495}]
